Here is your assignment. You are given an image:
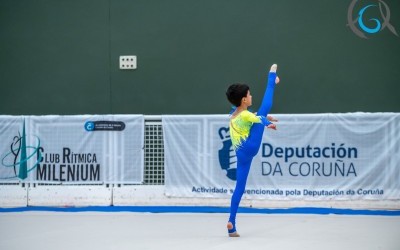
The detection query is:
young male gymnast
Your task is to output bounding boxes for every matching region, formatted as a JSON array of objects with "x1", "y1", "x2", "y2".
[{"x1": 225, "y1": 64, "x2": 280, "y2": 237}]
